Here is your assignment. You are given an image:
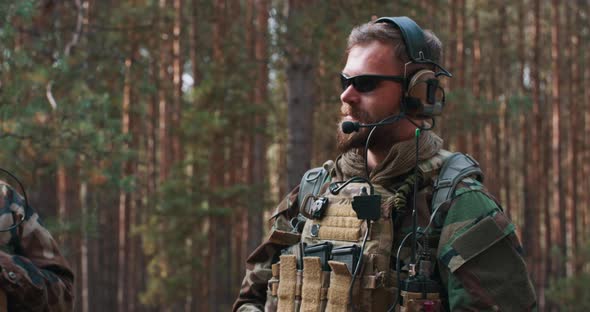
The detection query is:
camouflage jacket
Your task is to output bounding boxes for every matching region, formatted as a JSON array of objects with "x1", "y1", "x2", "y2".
[
  {"x1": 0, "y1": 182, "x2": 74, "y2": 311},
  {"x1": 233, "y1": 156, "x2": 536, "y2": 311}
]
